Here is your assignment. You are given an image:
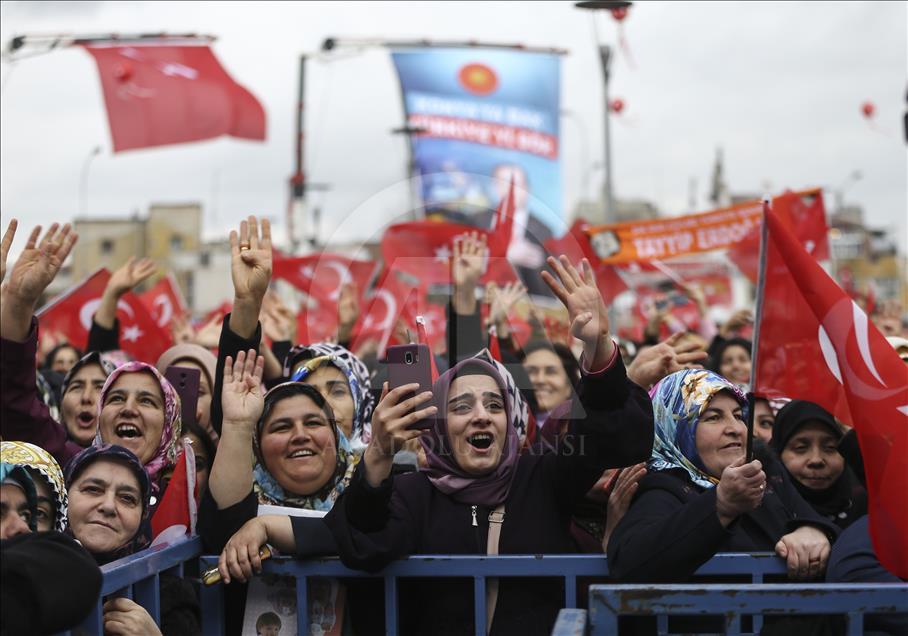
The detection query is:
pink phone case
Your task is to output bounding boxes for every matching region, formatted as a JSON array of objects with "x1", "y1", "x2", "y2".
[{"x1": 386, "y1": 344, "x2": 434, "y2": 430}]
